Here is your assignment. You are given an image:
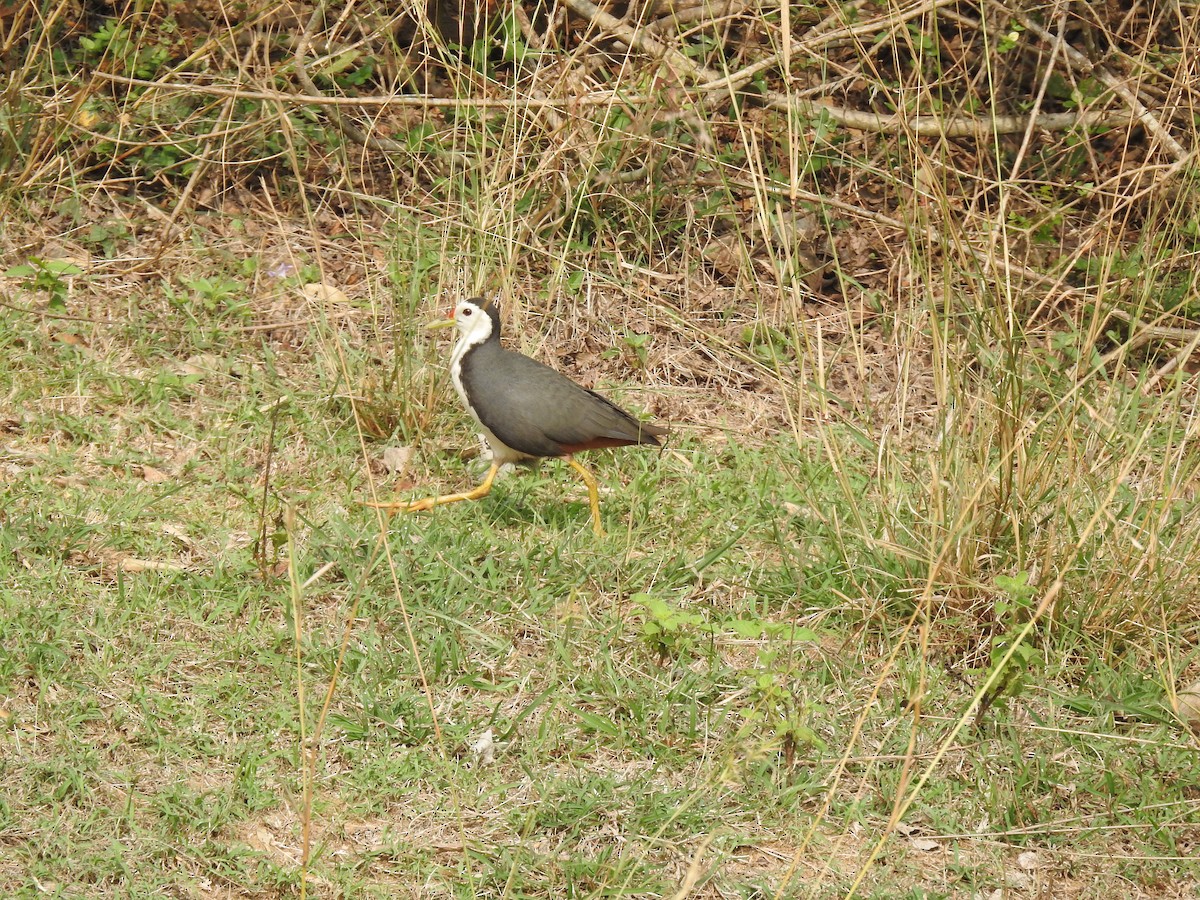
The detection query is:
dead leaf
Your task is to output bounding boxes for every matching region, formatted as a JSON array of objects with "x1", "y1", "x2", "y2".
[
  {"x1": 700, "y1": 232, "x2": 746, "y2": 281},
  {"x1": 1005, "y1": 872, "x2": 1034, "y2": 891},
  {"x1": 118, "y1": 557, "x2": 186, "y2": 573},
  {"x1": 1175, "y1": 679, "x2": 1200, "y2": 731},
  {"x1": 302, "y1": 282, "x2": 350, "y2": 305},
  {"x1": 141, "y1": 464, "x2": 169, "y2": 483},
  {"x1": 51, "y1": 331, "x2": 88, "y2": 348},
  {"x1": 910, "y1": 838, "x2": 940, "y2": 852},
  {"x1": 469, "y1": 728, "x2": 496, "y2": 766},
  {"x1": 383, "y1": 445, "x2": 414, "y2": 475},
  {"x1": 160, "y1": 523, "x2": 194, "y2": 548},
  {"x1": 246, "y1": 825, "x2": 275, "y2": 852},
  {"x1": 179, "y1": 353, "x2": 223, "y2": 376}
]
